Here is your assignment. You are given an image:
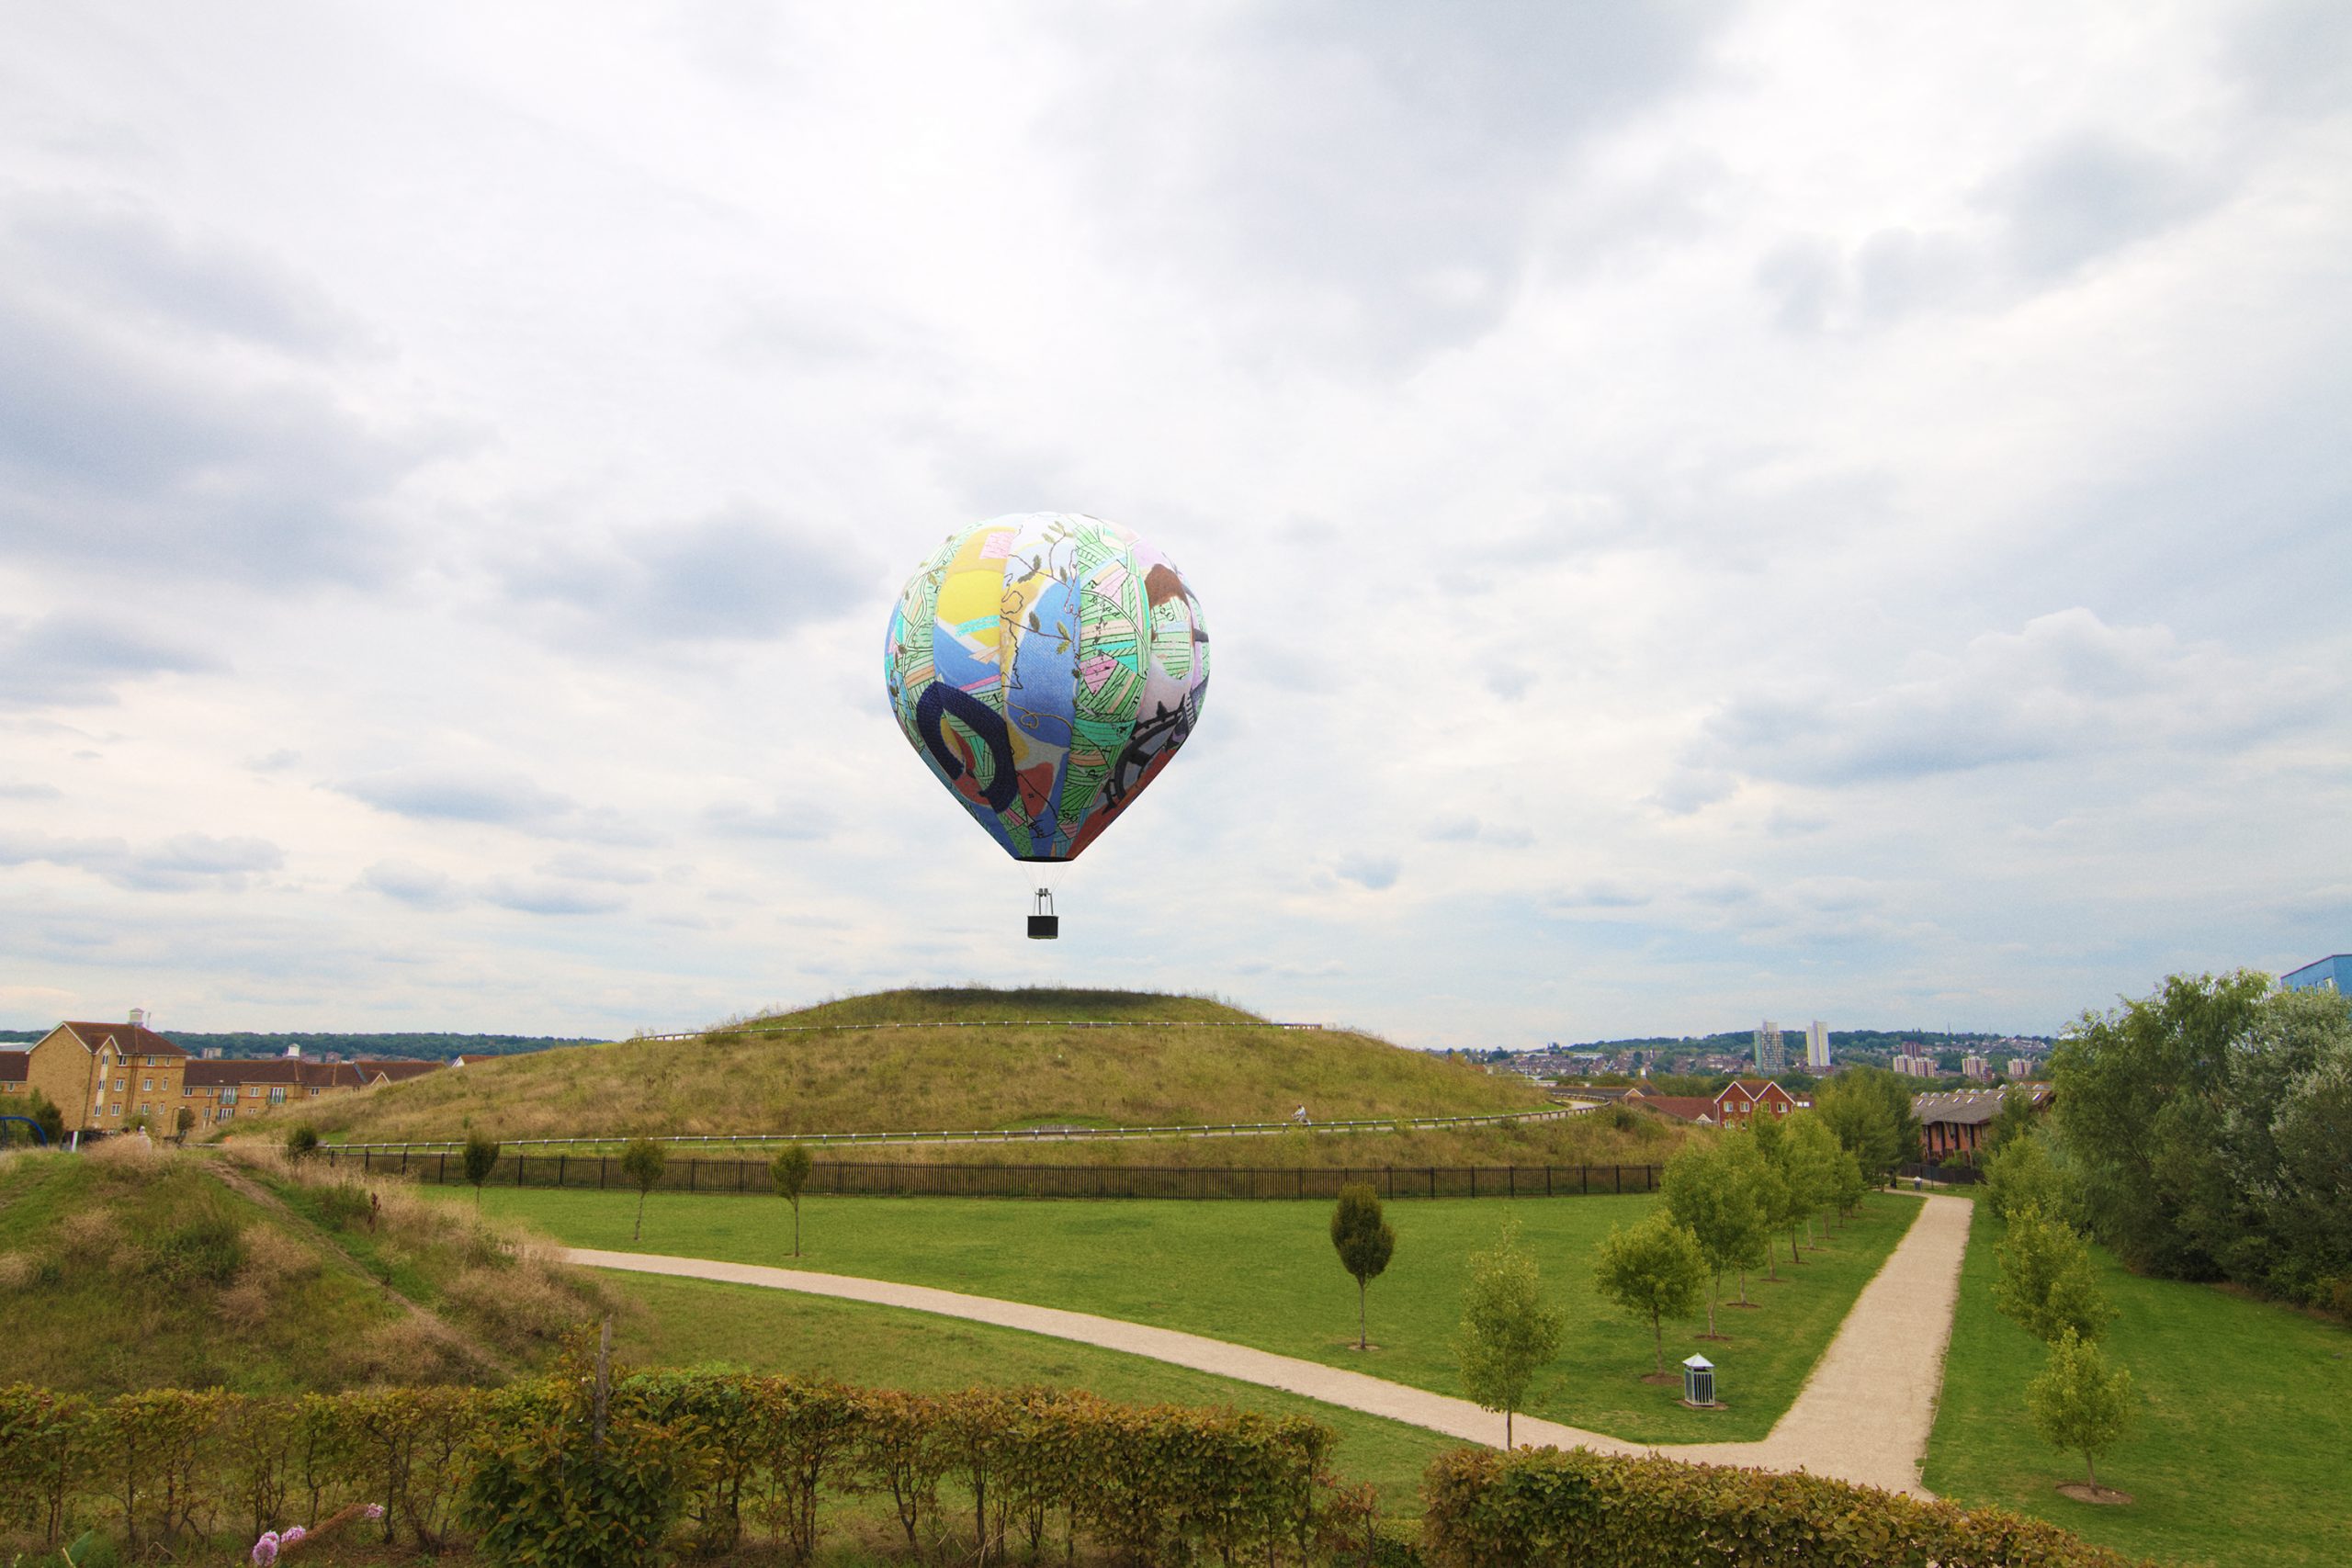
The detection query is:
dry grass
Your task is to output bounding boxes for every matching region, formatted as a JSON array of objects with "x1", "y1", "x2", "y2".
[
  {"x1": 286, "y1": 987, "x2": 1550, "y2": 1145},
  {"x1": 0, "y1": 1251, "x2": 35, "y2": 1291}
]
